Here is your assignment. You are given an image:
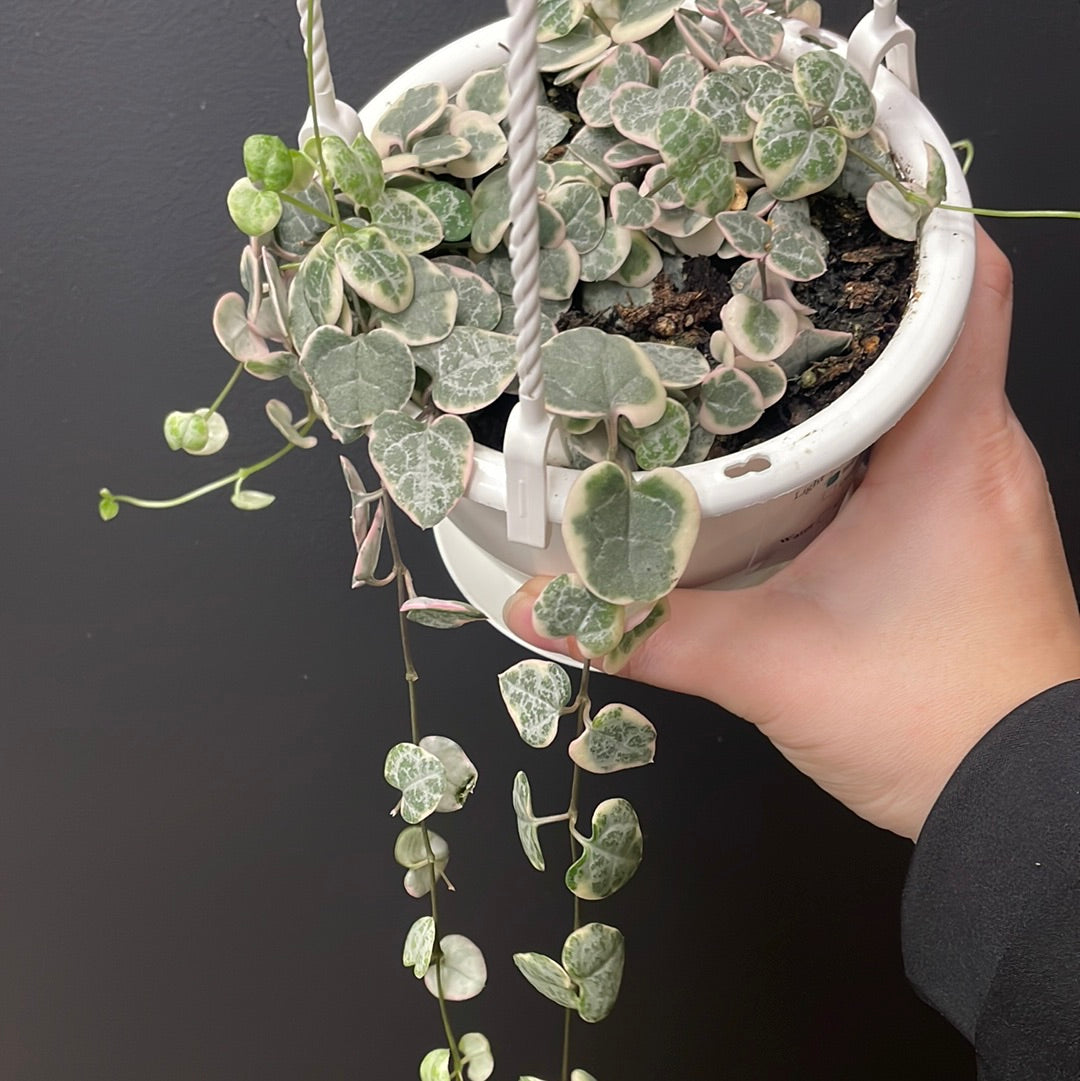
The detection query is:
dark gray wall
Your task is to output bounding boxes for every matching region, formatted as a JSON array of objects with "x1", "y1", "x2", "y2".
[{"x1": 3, "y1": 1, "x2": 1077, "y2": 1078}]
